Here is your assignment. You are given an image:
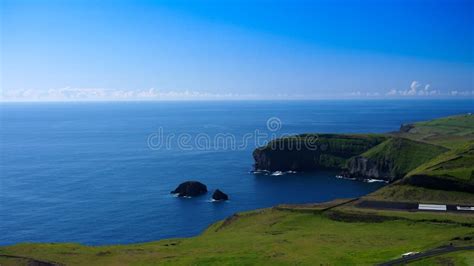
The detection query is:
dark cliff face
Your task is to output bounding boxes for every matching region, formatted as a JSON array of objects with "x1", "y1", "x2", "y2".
[
  {"x1": 341, "y1": 137, "x2": 448, "y2": 182},
  {"x1": 341, "y1": 156, "x2": 398, "y2": 181},
  {"x1": 252, "y1": 134, "x2": 386, "y2": 172},
  {"x1": 252, "y1": 147, "x2": 320, "y2": 171}
]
